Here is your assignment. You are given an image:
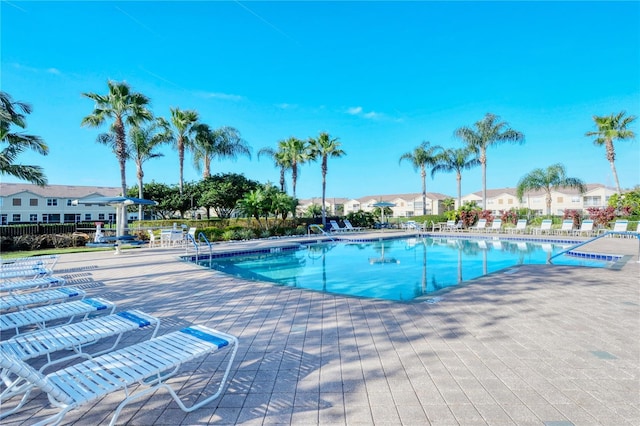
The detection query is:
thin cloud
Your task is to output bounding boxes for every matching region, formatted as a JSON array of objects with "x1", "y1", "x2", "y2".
[
  {"x1": 347, "y1": 106, "x2": 363, "y2": 115},
  {"x1": 275, "y1": 103, "x2": 298, "y2": 110},
  {"x1": 198, "y1": 91, "x2": 245, "y2": 102},
  {"x1": 11, "y1": 63, "x2": 62, "y2": 76},
  {"x1": 346, "y1": 105, "x2": 403, "y2": 122}
]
